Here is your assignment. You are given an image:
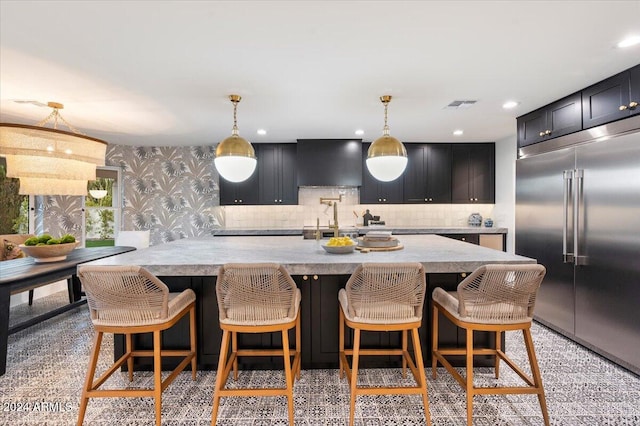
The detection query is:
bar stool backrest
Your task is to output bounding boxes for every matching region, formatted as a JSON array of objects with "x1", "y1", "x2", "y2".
[
  {"x1": 345, "y1": 262, "x2": 426, "y2": 321},
  {"x1": 457, "y1": 264, "x2": 546, "y2": 323},
  {"x1": 78, "y1": 265, "x2": 169, "y2": 324}
]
